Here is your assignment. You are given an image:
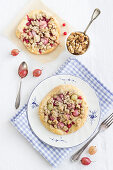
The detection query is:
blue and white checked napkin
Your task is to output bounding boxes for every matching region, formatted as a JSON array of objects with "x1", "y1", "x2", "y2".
[{"x1": 10, "y1": 58, "x2": 113, "y2": 167}]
